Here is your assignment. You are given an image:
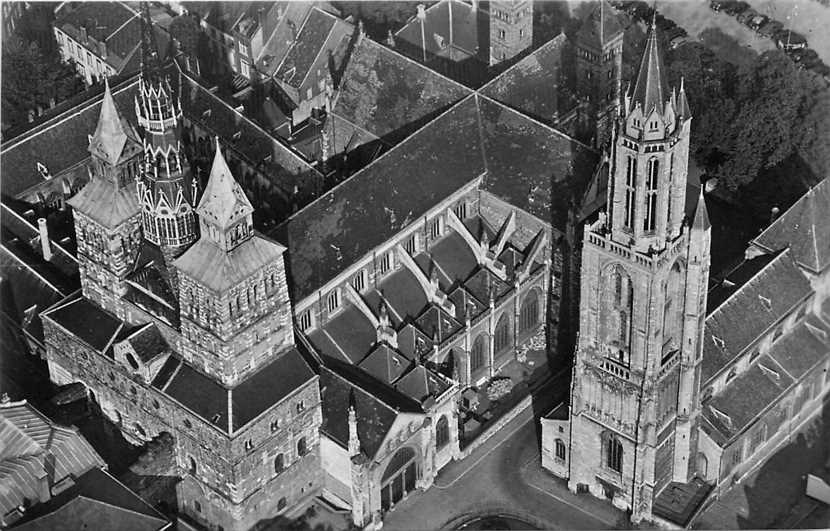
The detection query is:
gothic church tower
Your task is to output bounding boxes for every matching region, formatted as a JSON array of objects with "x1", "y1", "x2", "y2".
[
  {"x1": 135, "y1": 3, "x2": 198, "y2": 286},
  {"x1": 68, "y1": 80, "x2": 144, "y2": 317},
  {"x1": 489, "y1": 0, "x2": 533, "y2": 65},
  {"x1": 573, "y1": 0, "x2": 624, "y2": 147},
  {"x1": 567, "y1": 22, "x2": 709, "y2": 522}
]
